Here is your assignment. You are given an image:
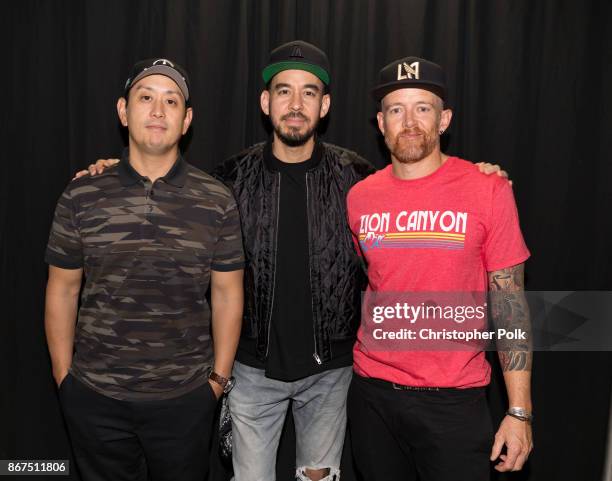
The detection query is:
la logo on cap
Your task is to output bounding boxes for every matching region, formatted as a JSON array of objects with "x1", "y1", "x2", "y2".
[{"x1": 397, "y1": 61, "x2": 419, "y2": 80}]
